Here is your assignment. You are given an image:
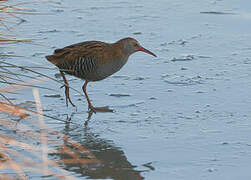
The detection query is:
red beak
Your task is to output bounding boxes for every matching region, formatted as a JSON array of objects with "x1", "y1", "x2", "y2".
[{"x1": 138, "y1": 47, "x2": 157, "y2": 57}]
